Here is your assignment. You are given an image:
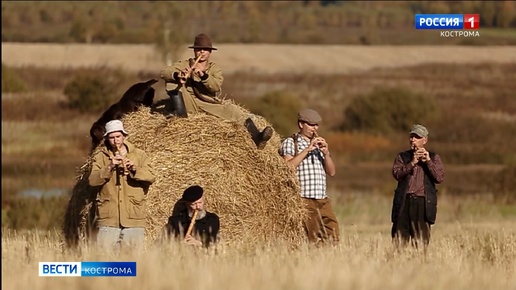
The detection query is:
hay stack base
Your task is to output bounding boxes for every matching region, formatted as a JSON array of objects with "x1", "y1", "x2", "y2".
[{"x1": 64, "y1": 103, "x2": 306, "y2": 248}]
